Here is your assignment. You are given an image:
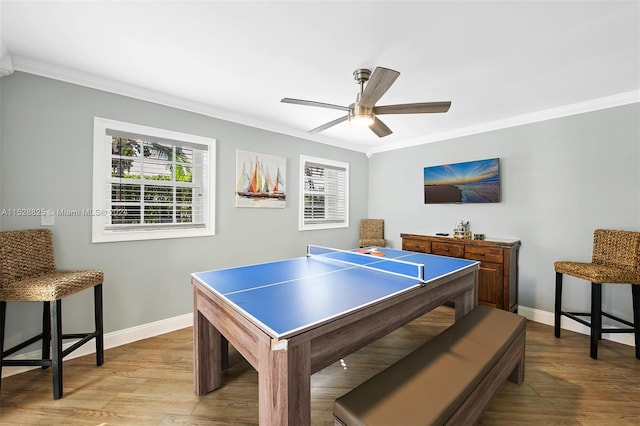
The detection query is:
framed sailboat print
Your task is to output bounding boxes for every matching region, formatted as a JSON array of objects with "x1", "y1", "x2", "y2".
[{"x1": 235, "y1": 149, "x2": 286, "y2": 208}]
